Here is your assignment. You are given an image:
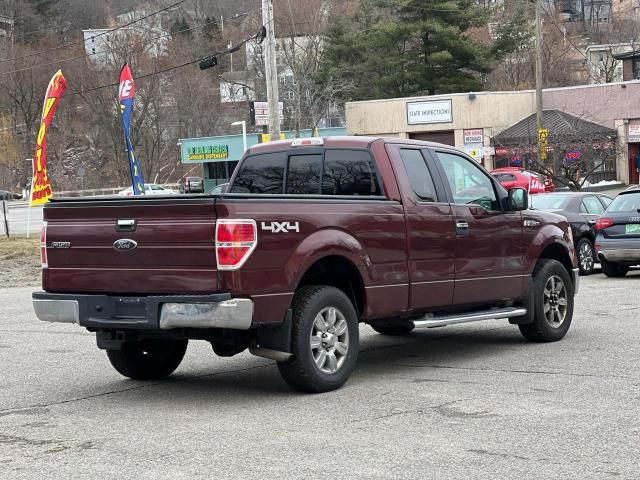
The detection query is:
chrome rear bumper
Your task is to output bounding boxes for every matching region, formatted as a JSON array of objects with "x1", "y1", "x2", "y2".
[
  {"x1": 159, "y1": 299, "x2": 253, "y2": 330},
  {"x1": 32, "y1": 292, "x2": 254, "y2": 331}
]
